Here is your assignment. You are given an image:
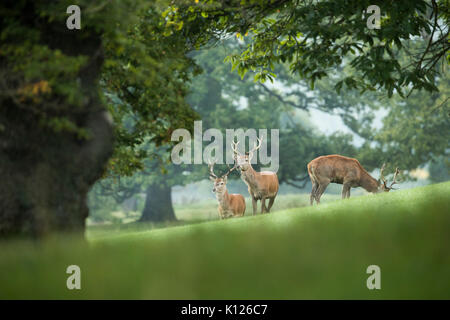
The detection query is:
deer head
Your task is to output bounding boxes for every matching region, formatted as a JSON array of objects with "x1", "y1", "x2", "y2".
[
  {"x1": 378, "y1": 163, "x2": 400, "y2": 192},
  {"x1": 231, "y1": 137, "x2": 263, "y2": 172},
  {"x1": 209, "y1": 159, "x2": 237, "y2": 193}
]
